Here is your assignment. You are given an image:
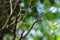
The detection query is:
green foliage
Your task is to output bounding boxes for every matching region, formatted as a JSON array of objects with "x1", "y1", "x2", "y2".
[
  {"x1": 0, "y1": 0, "x2": 60, "y2": 40},
  {"x1": 43, "y1": 0, "x2": 51, "y2": 9},
  {"x1": 46, "y1": 13, "x2": 56, "y2": 20}
]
